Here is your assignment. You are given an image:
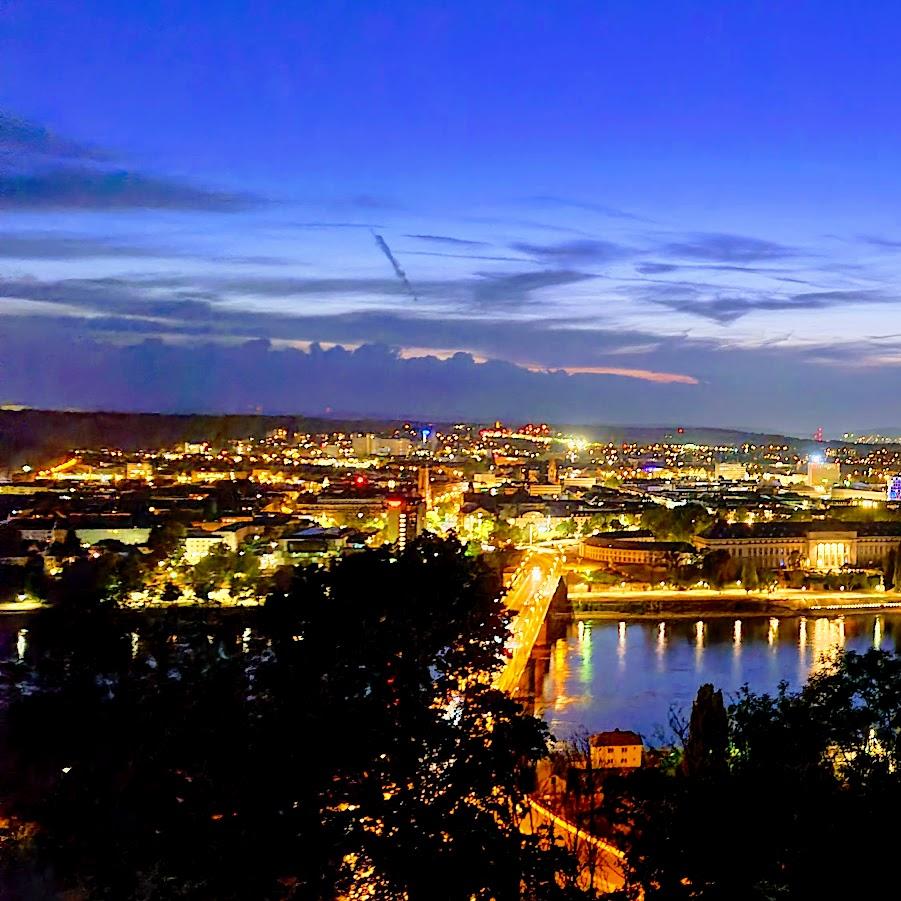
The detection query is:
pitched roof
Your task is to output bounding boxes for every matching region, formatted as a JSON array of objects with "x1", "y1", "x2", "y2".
[{"x1": 590, "y1": 729, "x2": 643, "y2": 747}]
